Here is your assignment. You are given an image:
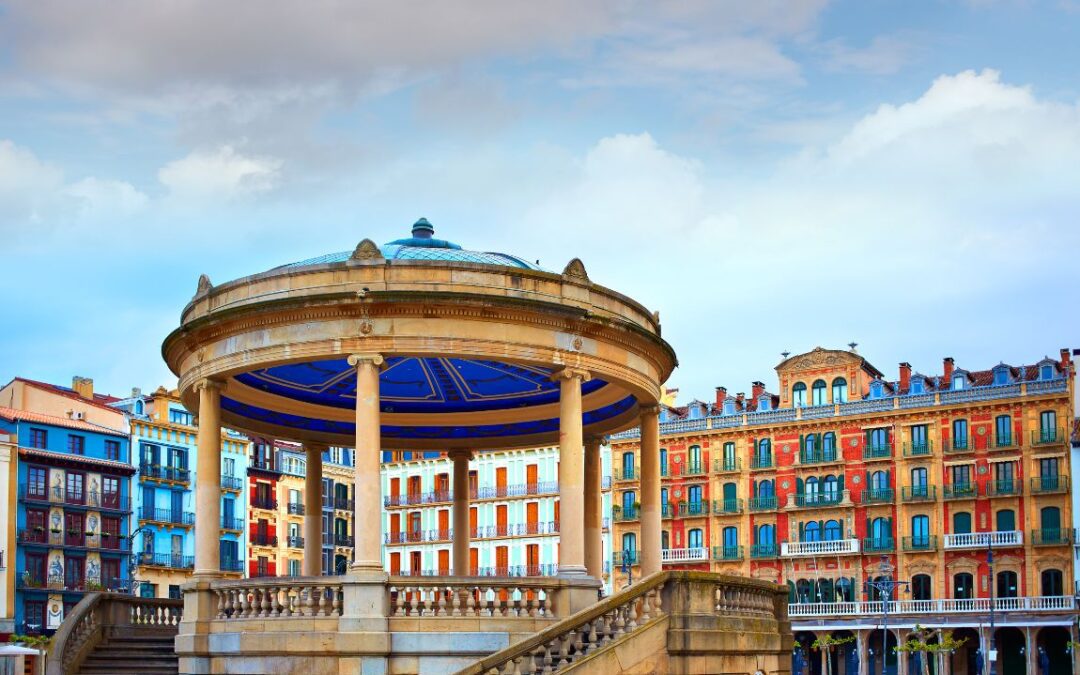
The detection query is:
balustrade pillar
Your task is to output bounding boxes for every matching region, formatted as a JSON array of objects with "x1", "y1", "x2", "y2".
[
  {"x1": 348, "y1": 353, "x2": 385, "y2": 577},
  {"x1": 303, "y1": 443, "x2": 325, "y2": 576},
  {"x1": 639, "y1": 404, "x2": 662, "y2": 576},
  {"x1": 555, "y1": 367, "x2": 590, "y2": 577},
  {"x1": 450, "y1": 449, "x2": 472, "y2": 575},
  {"x1": 193, "y1": 379, "x2": 223, "y2": 578},
  {"x1": 584, "y1": 436, "x2": 603, "y2": 579}
]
